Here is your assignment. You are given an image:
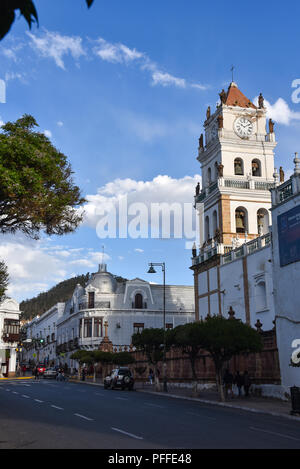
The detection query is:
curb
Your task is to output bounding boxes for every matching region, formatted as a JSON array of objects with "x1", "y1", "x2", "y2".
[
  {"x1": 137, "y1": 388, "x2": 300, "y2": 422},
  {"x1": 0, "y1": 376, "x2": 34, "y2": 380}
]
